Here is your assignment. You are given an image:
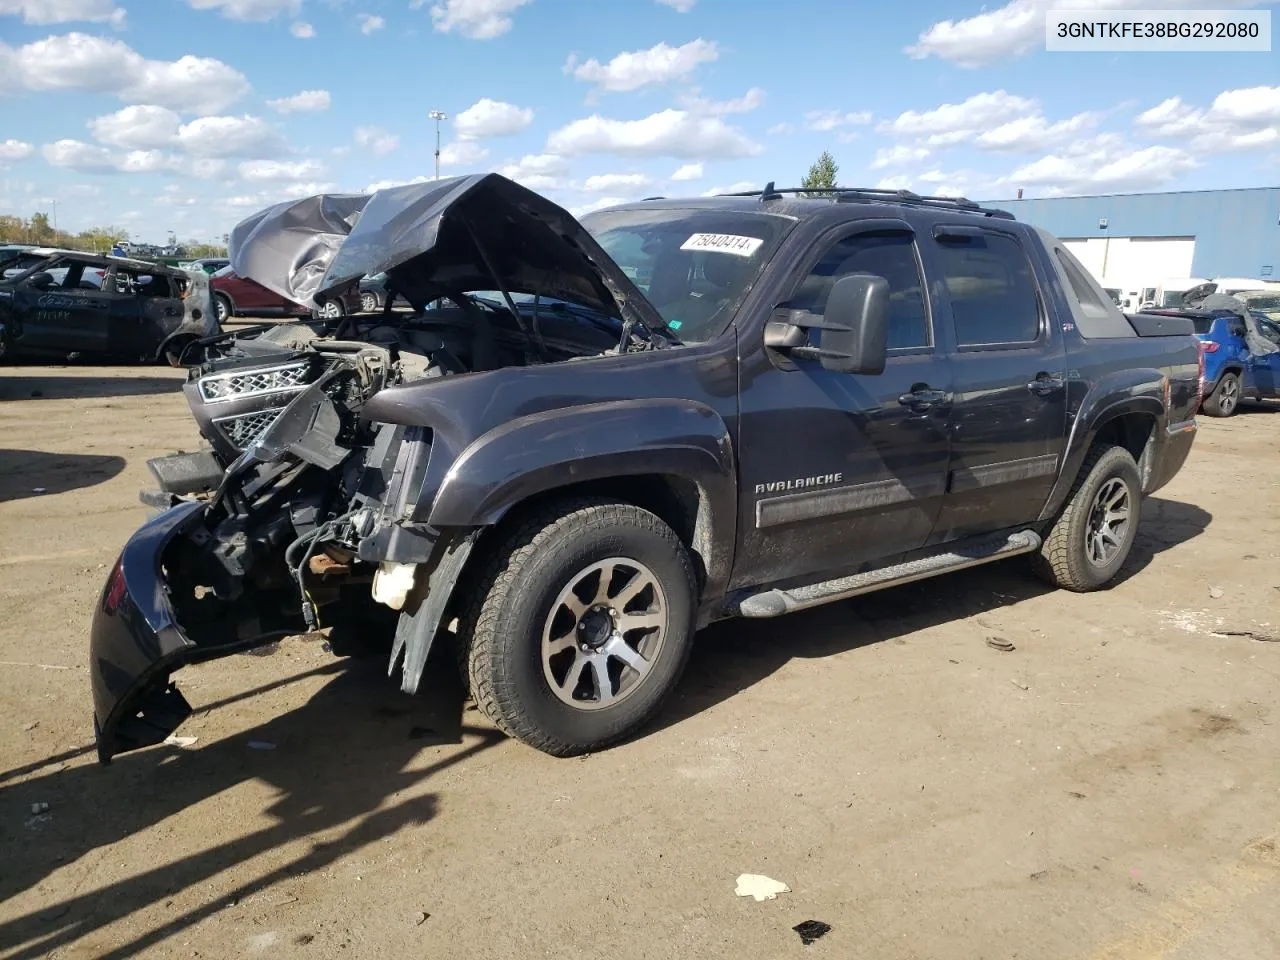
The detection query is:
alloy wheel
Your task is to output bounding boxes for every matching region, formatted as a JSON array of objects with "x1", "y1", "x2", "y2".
[
  {"x1": 540, "y1": 557, "x2": 668, "y2": 711},
  {"x1": 1085, "y1": 477, "x2": 1130, "y2": 566}
]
